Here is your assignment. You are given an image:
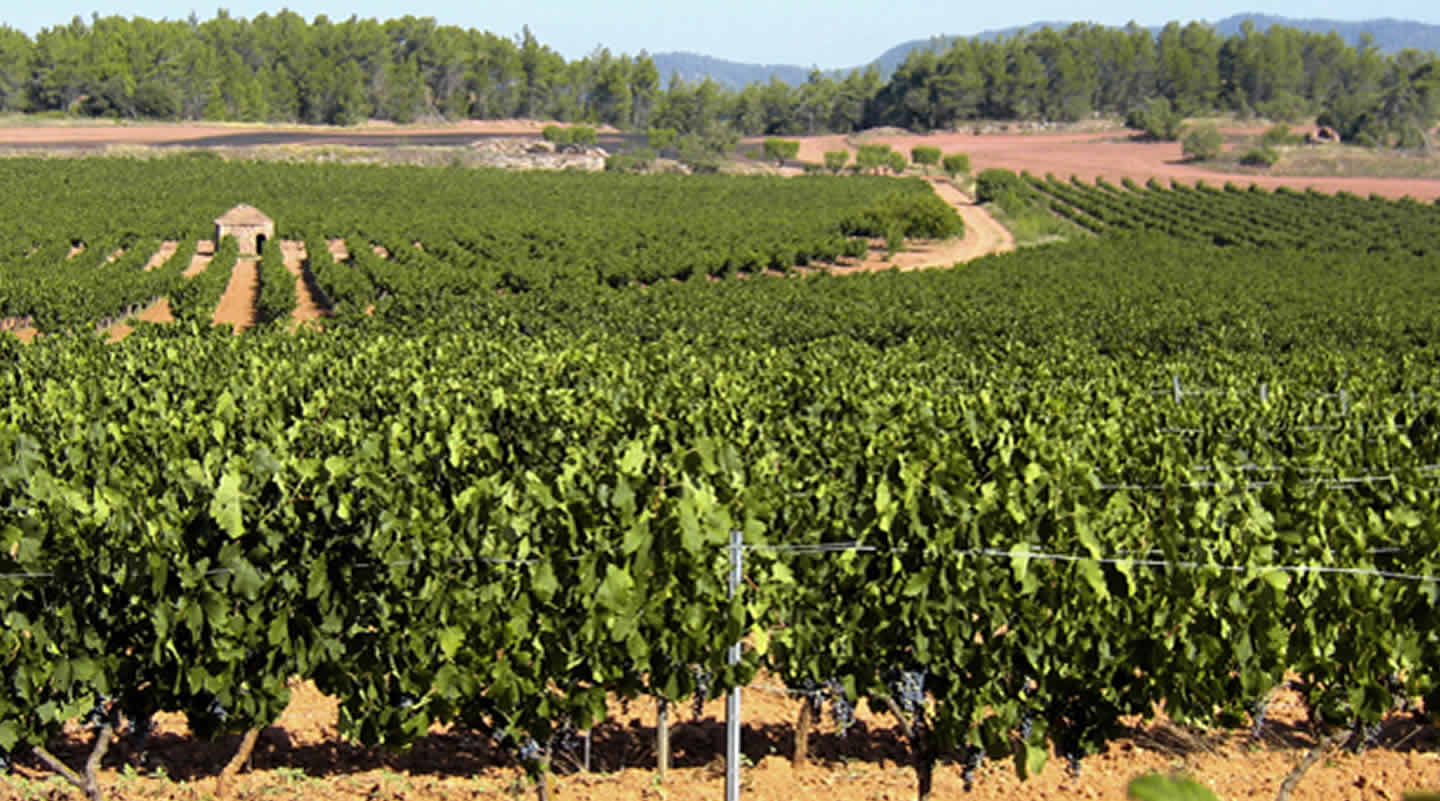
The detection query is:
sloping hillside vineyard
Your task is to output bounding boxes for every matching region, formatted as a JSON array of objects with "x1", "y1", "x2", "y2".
[{"x1": 2, "y1": 158, "x2": 1440, "y2": 797}]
